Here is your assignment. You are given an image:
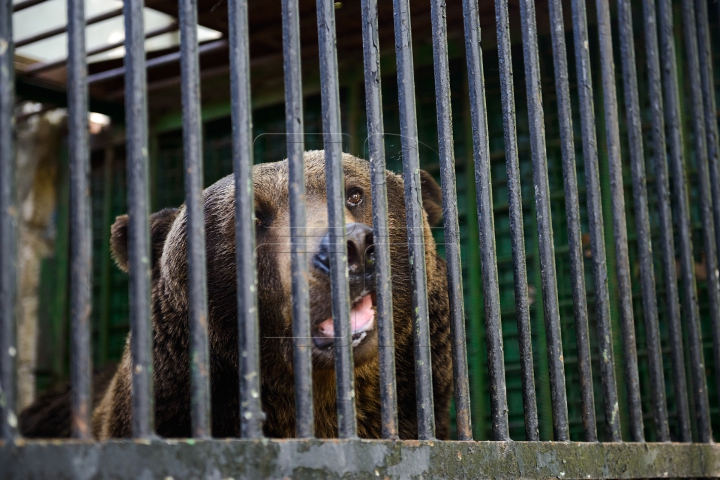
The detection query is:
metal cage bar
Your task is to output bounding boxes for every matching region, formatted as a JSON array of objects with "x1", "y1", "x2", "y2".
[
  {"x1": 680, "y1": 0, "x2": 717, "y2": 443},
  {"x1": 547, "y1": 0, "x2": 597, "y2": 443},
  {"x1": 67, "y1": 0, "x2": 92, "y2": 441},
  {"x1": 0, "y1": 0, "x2": 17, "y2": 443},
  {"x1": 461, "y1": 0, "x2": 509, "y2": 441},
  {"x1": 570, "y1": 0, "x2": 622, "y2": 442},
  {"x1": 124, "y1": 0, "x2": 154, "y2": 440},
  {"x1": 616, "y1": 0, "x2": 669, "y2": 442},
  {"x1": 429, "y1": 0, "x2": 473, "y2": 442},
  {"x1": 391, "y1": 0, "x2": 435, "y2": 441},
  {"x1": 492, "y1": 0, "x2": 539, "y2": 442},
  {"x1": 179, "y1": 0, "x2": 211, "y2": 438},
  {"x1": 694, "y1": 0, "x2": 720, "y2": 405},
  {"x1": 316, "y1": 0, "x2": 357, "y2": 439},
  {"x1": 518, "y1": 0, "x2": 570, "y2": 442},
  {"x1": 595, "y1": 0, "x2": 644, "y2": 443},
  {"x1": 280, "y1": 0, "x2": 313, "y2": 439},
  {"x1": 642, "y1": 0, "x2": 692, "y2": 443},
  {"x1": 658, "y1": 0, "x2": 710, "y2": 443},
  {"x1": 360, "y1": 0, "x2": 399, "y2": 440},
  {"x1": 228, "y1": 0, "x2": 263, "y2": 439}
]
